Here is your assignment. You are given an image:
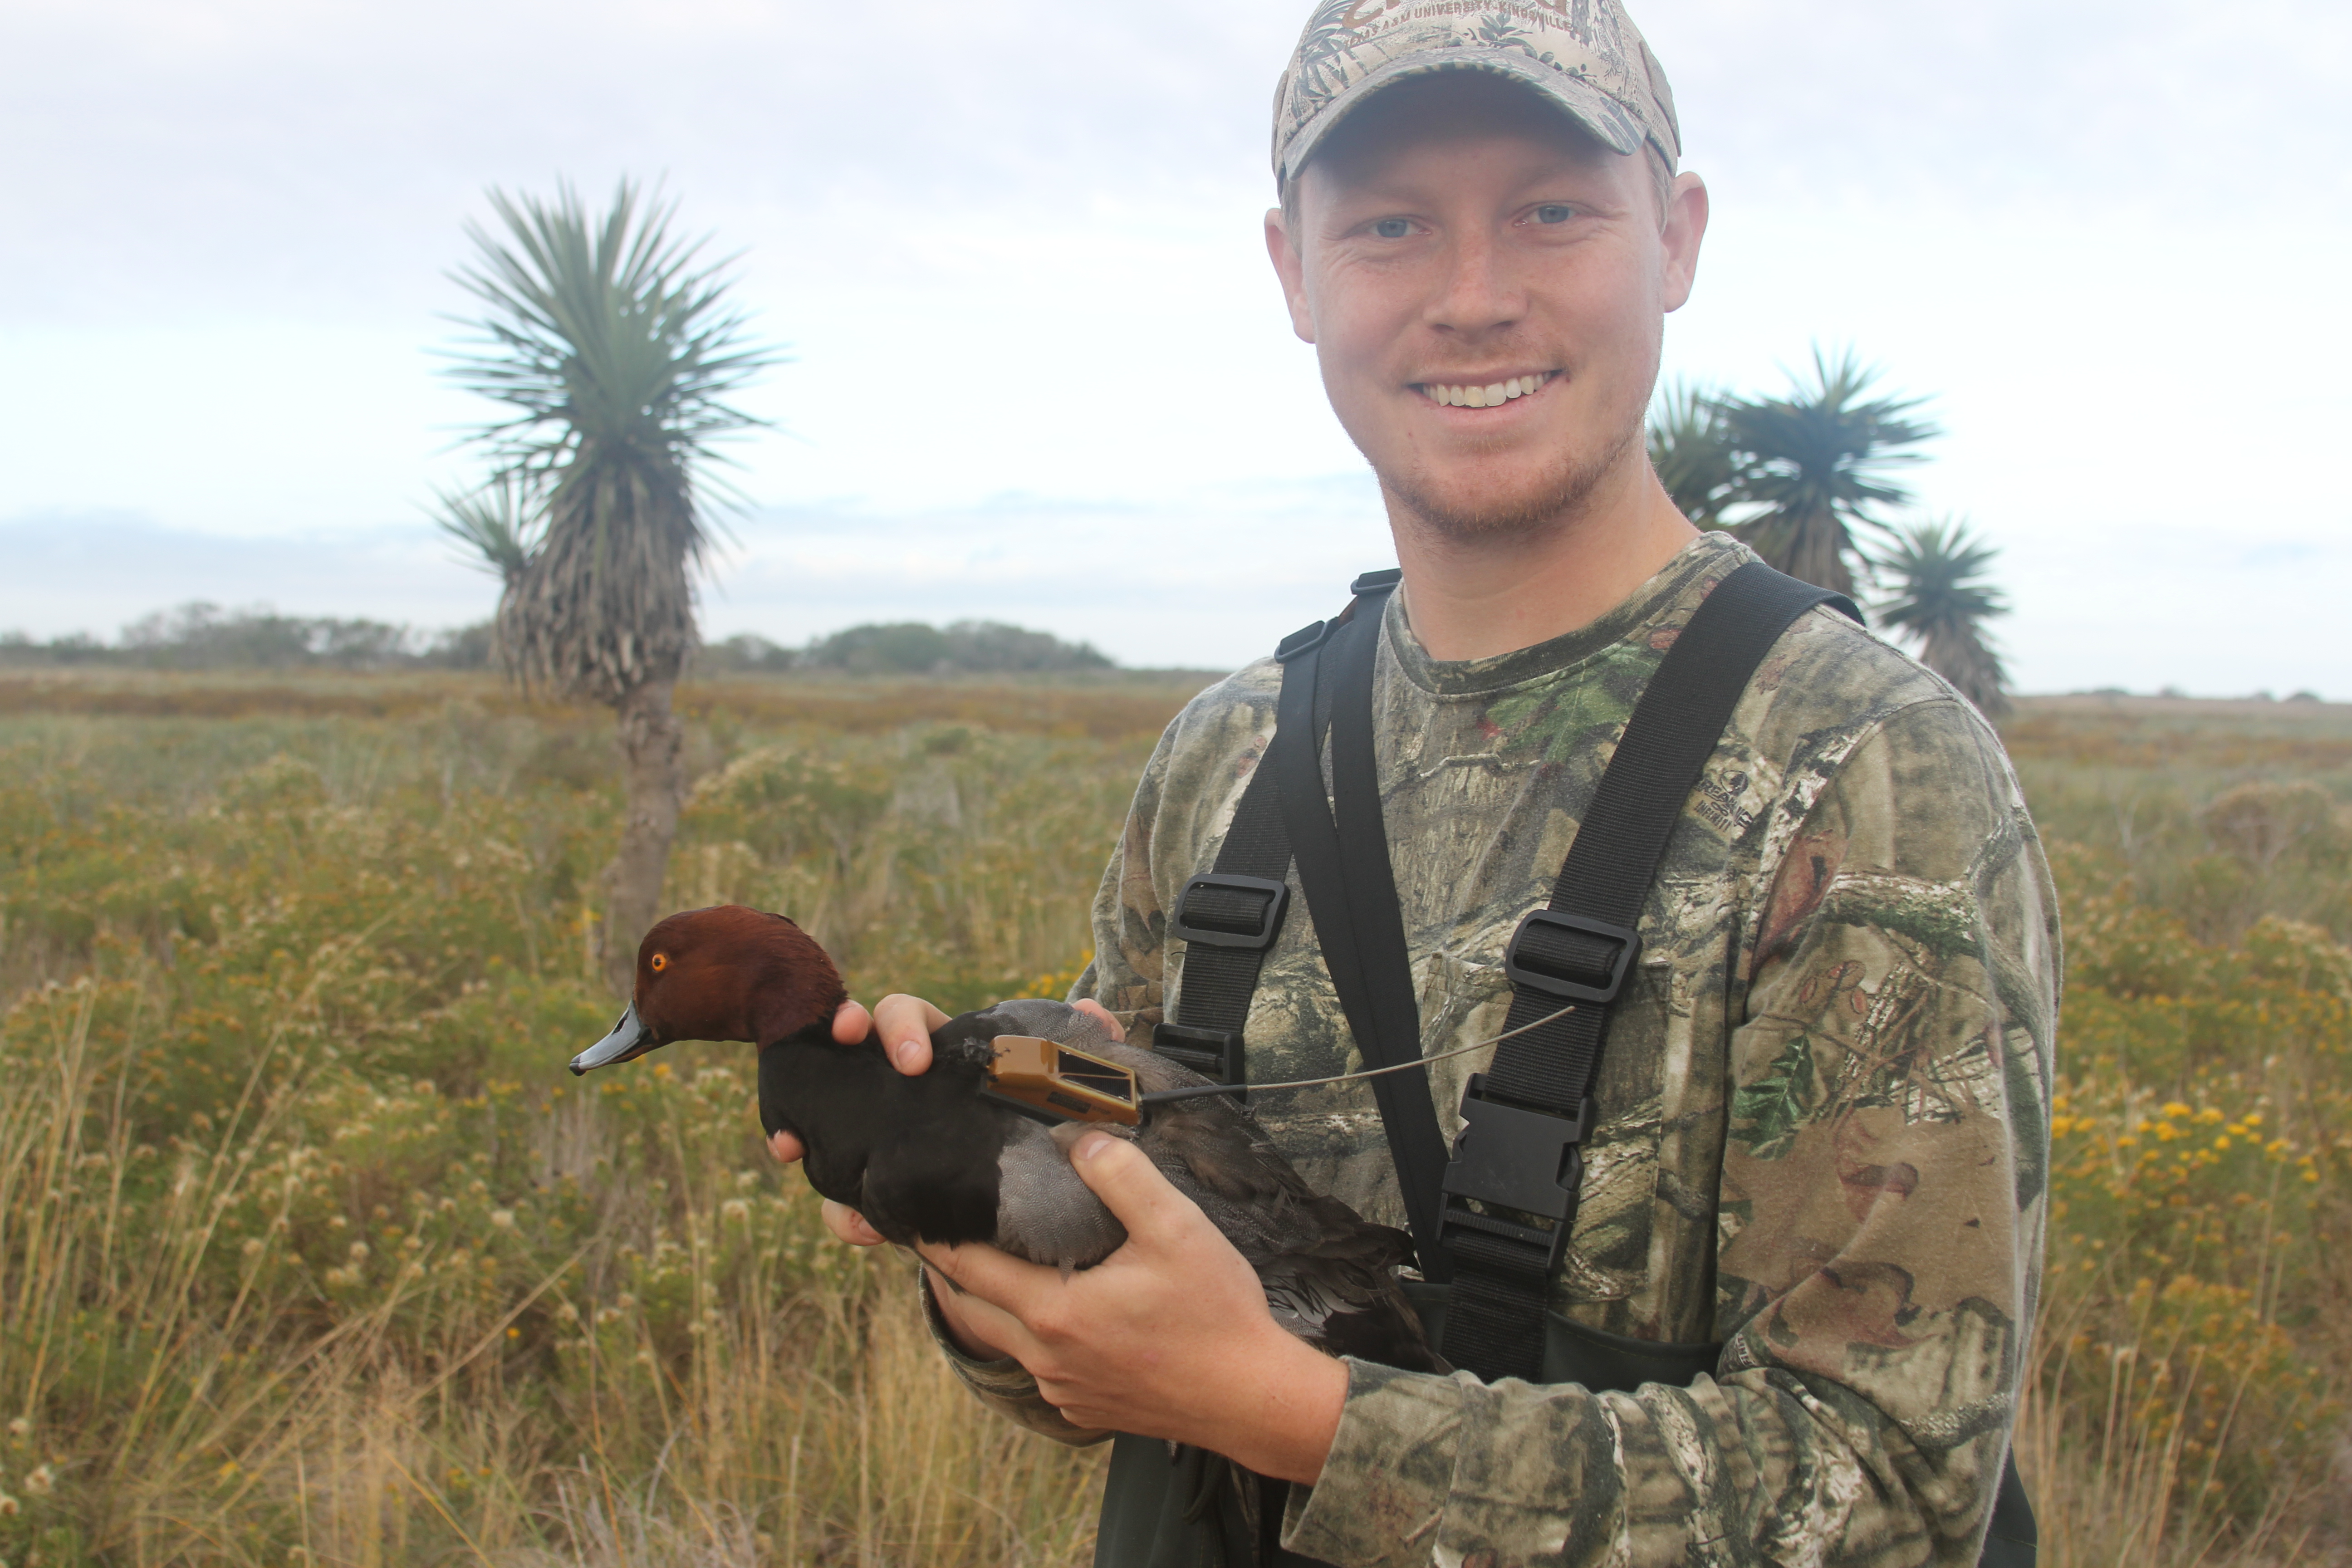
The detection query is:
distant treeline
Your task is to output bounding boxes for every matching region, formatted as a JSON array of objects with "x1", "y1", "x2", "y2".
[{"x1": 0, "y1": 602, "x2": 1115, "y2": 676}]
